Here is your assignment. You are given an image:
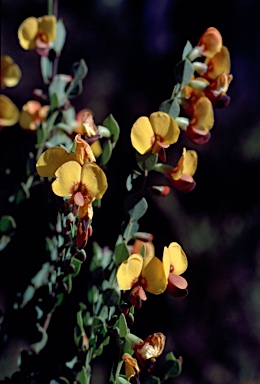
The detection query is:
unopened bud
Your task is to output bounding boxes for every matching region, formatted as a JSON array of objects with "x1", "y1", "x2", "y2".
[
  {"x1": 188, "y1": 79, "x2": 209, "y2": 91},
  {"x1": 132, "y1": 232, "x2": 154, "y2": 242},
  {"x1": 150, "y1": 186, "x2": 170, "y2": 197},
  {"x1": 192, "y1": 61, "x2": 208, "y2": 75},
  {"x1": 175, "y1": 117, "x2": 190, "y2": 131}
]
